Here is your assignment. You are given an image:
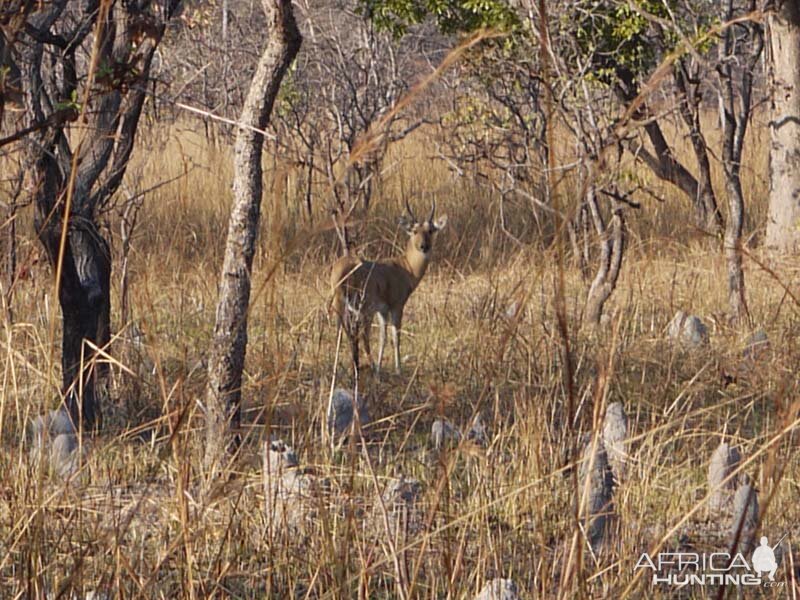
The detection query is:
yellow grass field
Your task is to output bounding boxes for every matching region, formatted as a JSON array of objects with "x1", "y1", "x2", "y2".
[{"x1": 2, "y1": 109, "x2": 800, "y2": 598}]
